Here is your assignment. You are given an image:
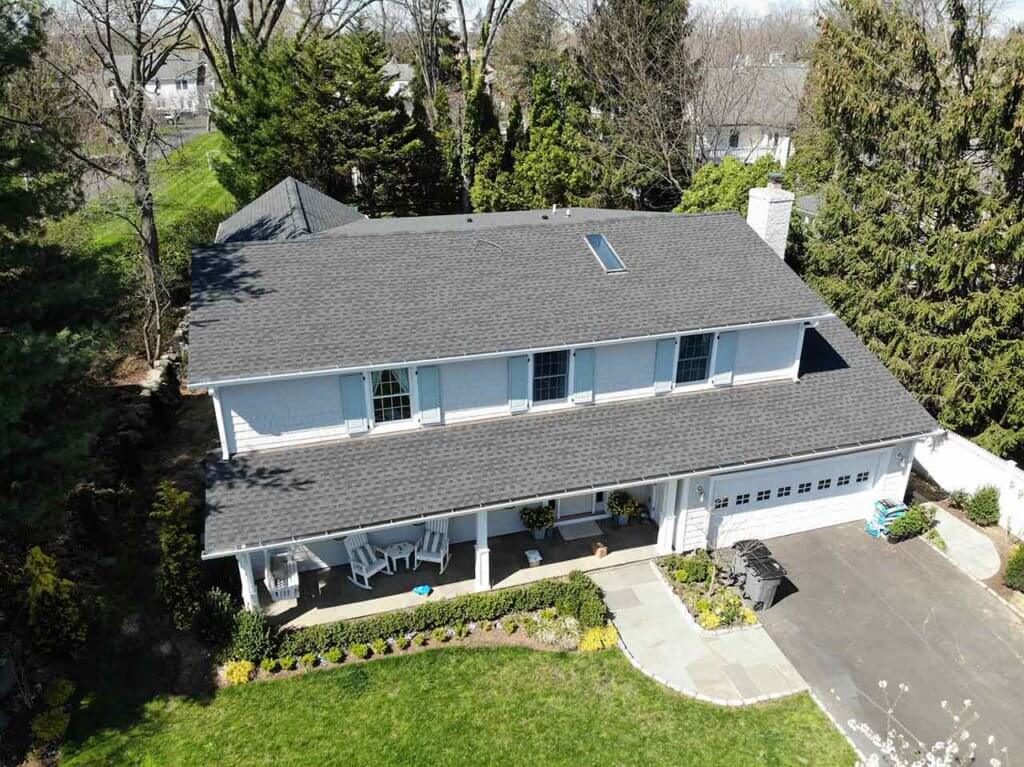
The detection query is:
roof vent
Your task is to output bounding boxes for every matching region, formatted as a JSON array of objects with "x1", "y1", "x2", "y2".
[
  {"x1": 541, "y1": 214, "x2": 549, "y2": 220},
  {"x1": 585, "y1": 234, "x2": 626, "y2": 273},
  {"x1": 466, "y1": 217, "x2": 473, "y2": 222}
]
